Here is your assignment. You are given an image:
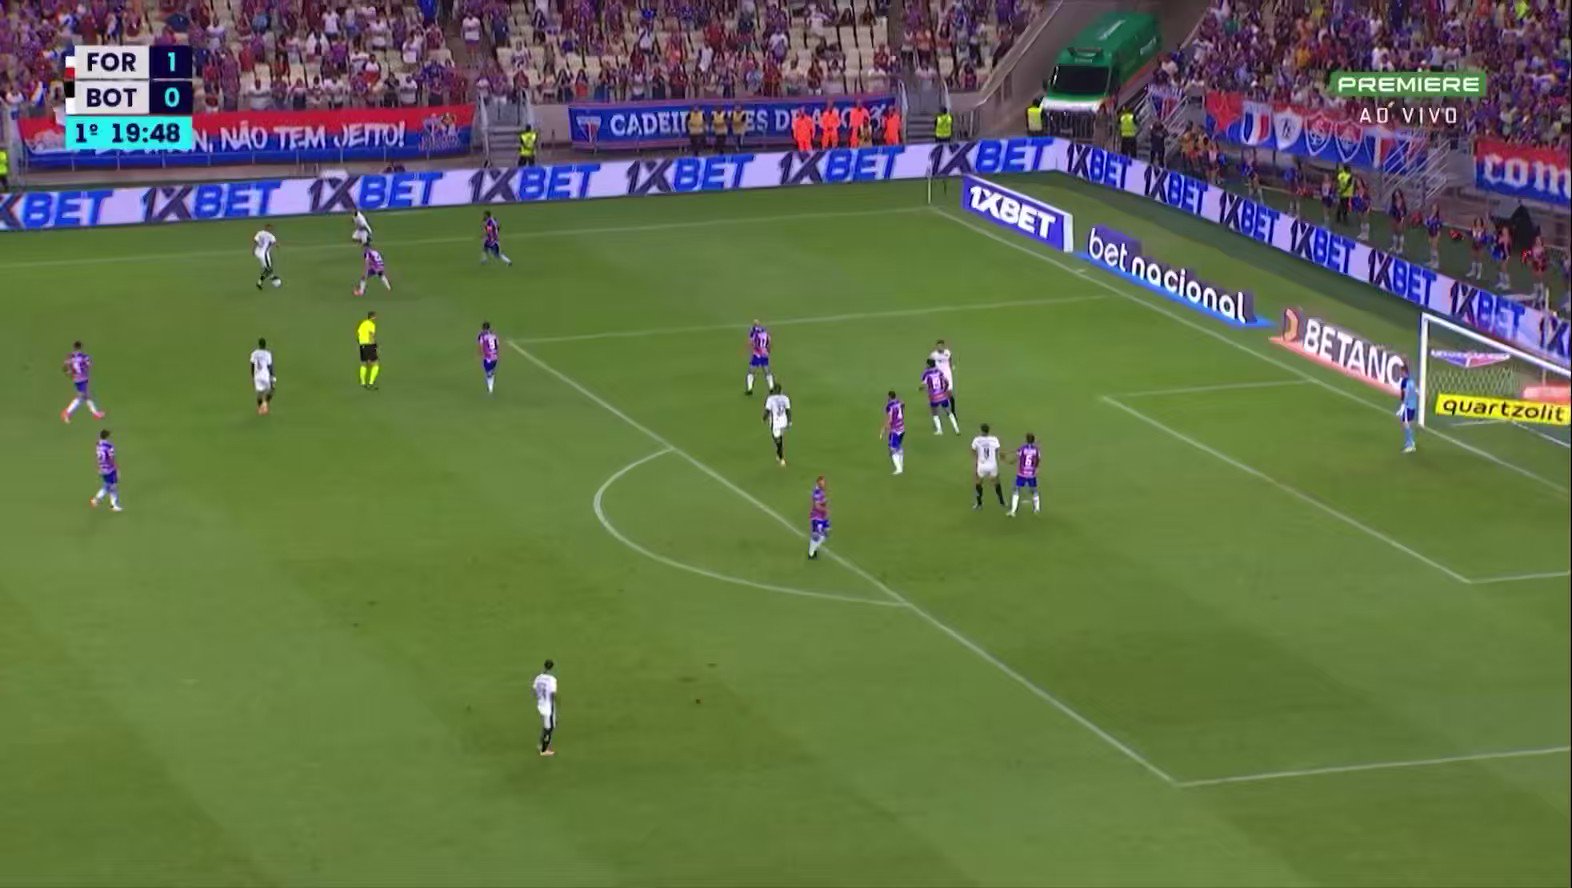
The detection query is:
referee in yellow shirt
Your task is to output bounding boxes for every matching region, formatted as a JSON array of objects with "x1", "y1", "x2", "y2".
[{"x1": 357, "y1": 311, "x2": 380, "y2": 389}]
